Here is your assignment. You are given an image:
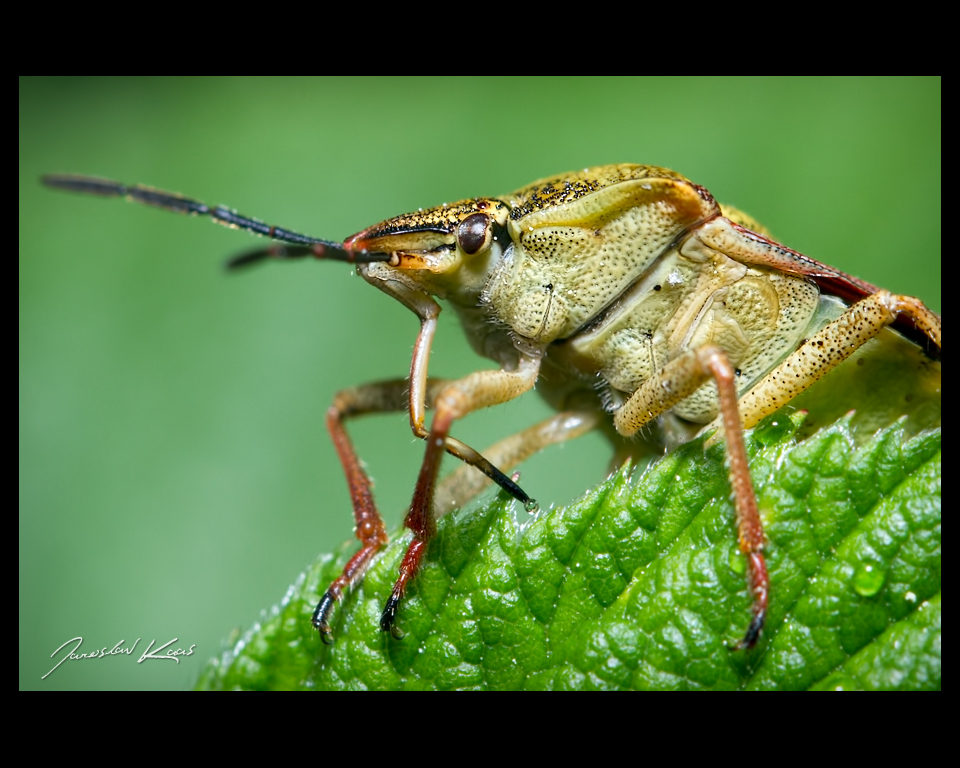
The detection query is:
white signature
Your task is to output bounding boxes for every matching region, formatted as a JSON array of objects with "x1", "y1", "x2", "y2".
[{"x1": 43, "y1": 636, "x2": 196, "y2": 680}]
